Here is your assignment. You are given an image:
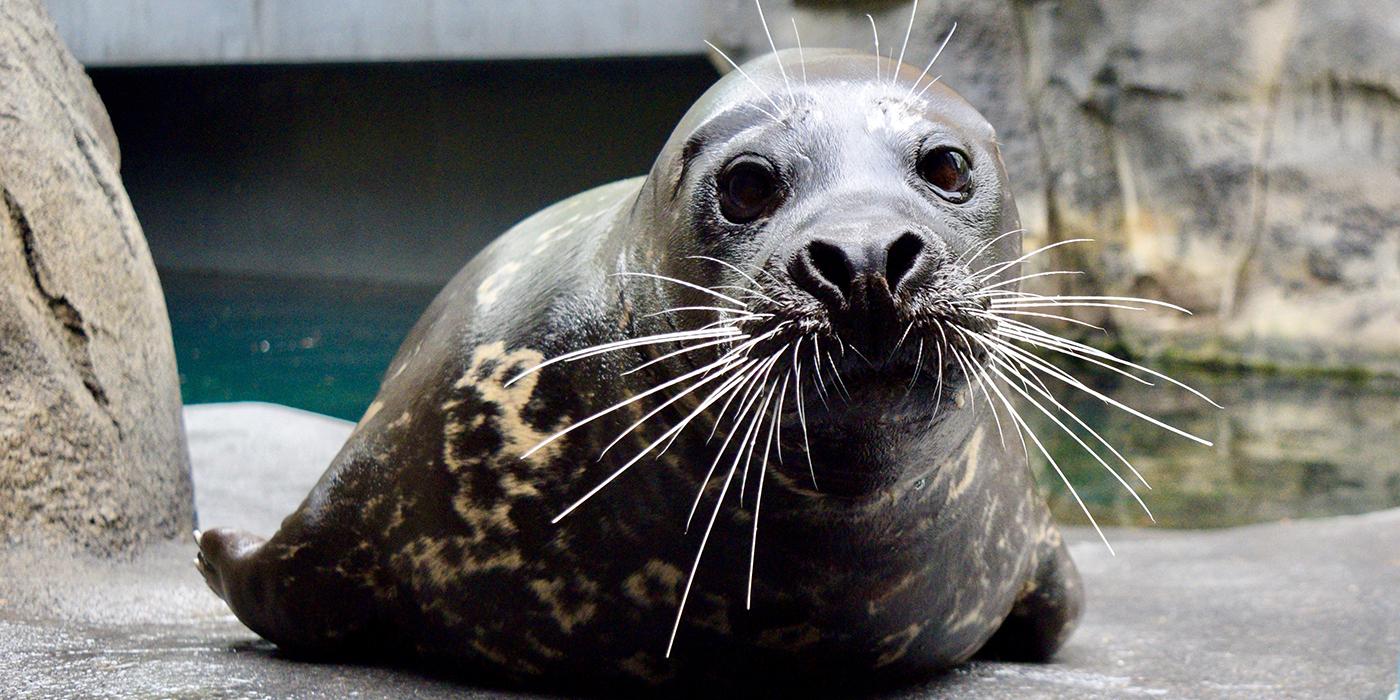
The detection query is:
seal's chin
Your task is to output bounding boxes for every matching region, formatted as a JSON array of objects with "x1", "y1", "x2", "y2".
[{"x1": 782, "y1": 353, "x2": 970, "y2": 499}]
